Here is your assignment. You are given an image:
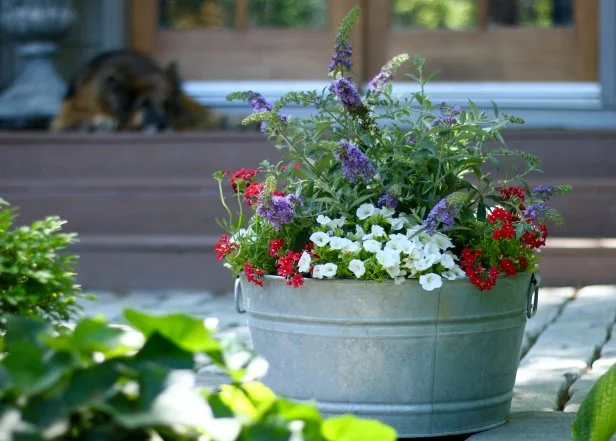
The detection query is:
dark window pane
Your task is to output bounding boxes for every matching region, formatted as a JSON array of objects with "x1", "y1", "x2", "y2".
[
  {"x1": 489, "y1": 0, "x2": 573, "y2": 27},
  {"x1": 392, "y1": 0, "x2": 477, "y2": 30},
  {"x1": 248, "y1": 0, "x2": 326, "y2": 28},
  {"x1": 159, "y1": 0, "x2": 235, "y2": 29}
]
